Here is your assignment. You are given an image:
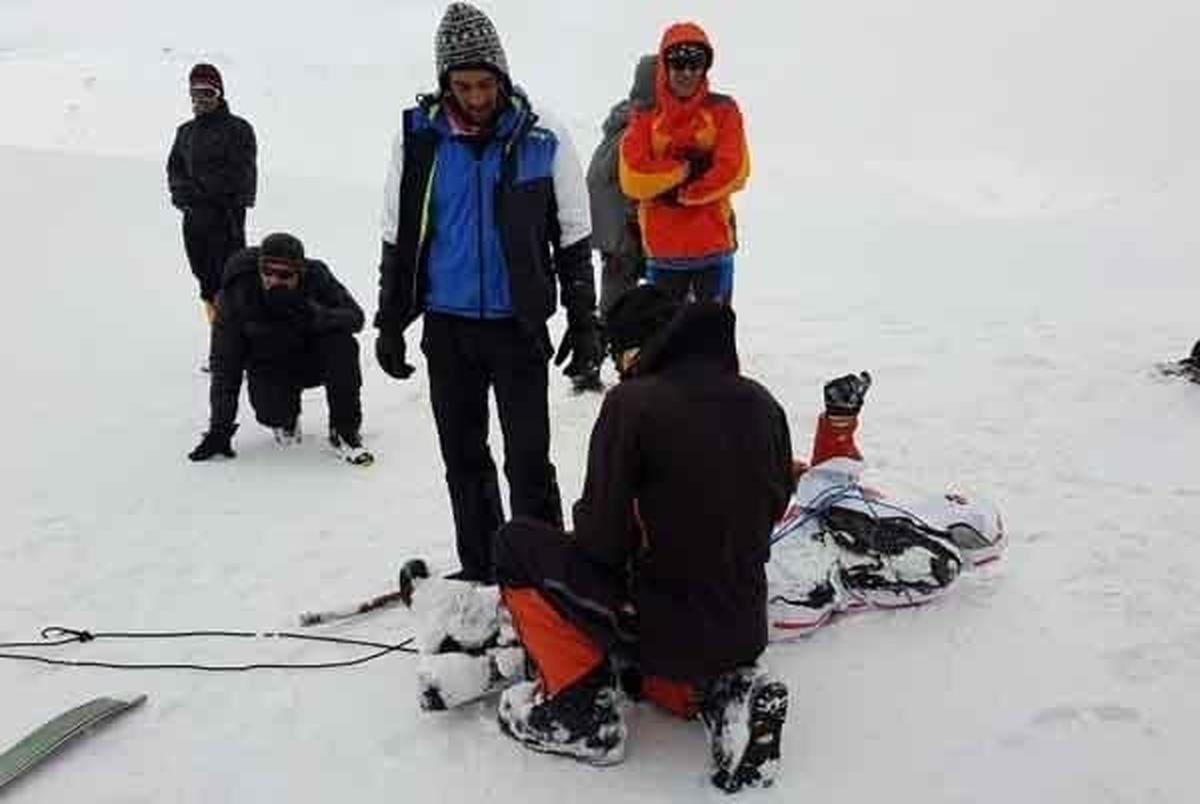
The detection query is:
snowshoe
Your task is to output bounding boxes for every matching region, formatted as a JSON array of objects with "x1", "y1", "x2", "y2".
[
  {"x1": 497, "y1": 665, "x2": 626, "y2": 766},
  {"x1": 701, "y1": 667, "x2": 789, "y2": 793}
]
